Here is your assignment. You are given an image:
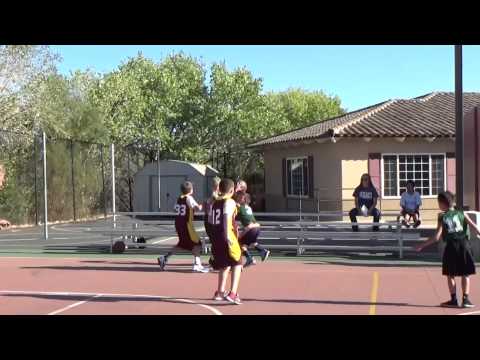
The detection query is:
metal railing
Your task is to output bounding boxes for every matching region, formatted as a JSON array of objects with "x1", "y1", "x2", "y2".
[{"x1": 85, "y1": 211, "x2": 423, "y2": 259}]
